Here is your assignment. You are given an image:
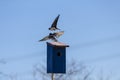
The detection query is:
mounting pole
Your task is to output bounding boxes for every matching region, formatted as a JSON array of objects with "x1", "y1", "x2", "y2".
[{"x1": 51, "y1": 73, "x2": 54, "y2": 80}]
